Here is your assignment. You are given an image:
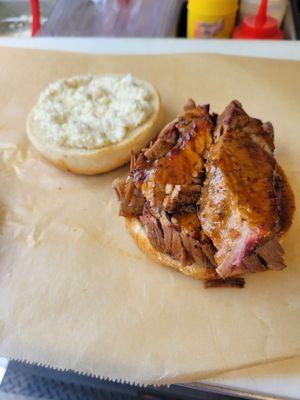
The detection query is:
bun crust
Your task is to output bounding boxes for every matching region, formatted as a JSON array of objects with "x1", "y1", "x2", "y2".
[{"x1": 26, "y1": 76, "x2": 163, "y2": 175}]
